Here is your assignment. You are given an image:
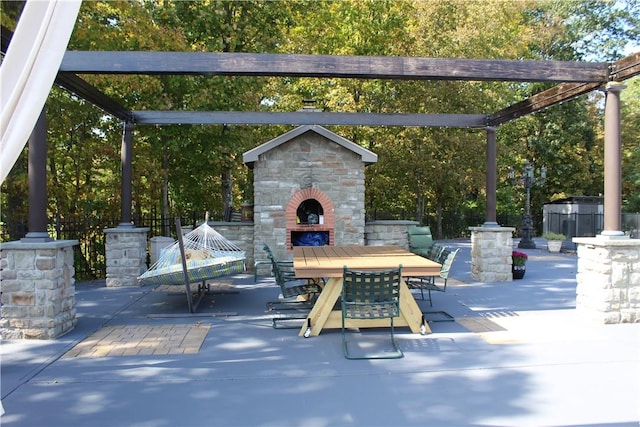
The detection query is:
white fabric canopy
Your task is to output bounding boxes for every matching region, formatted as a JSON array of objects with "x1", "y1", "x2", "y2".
[{"x1": 0, "y1": 0, "x2": 81, "y2": 184}]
